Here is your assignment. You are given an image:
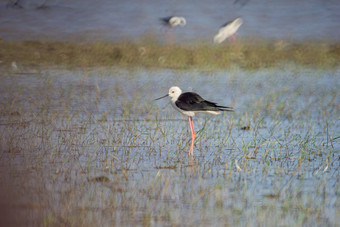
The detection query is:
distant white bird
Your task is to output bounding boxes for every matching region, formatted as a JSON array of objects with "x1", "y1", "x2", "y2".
[
  {"x1": 161, "y1": 16, "x2": 186, "y2": 27},
  {"x1": 11, "y1": 62, "x2": 18, "y2": 71},
  {"x1": 214, "y1": 17, "x2": 243, "y2": 44}
]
